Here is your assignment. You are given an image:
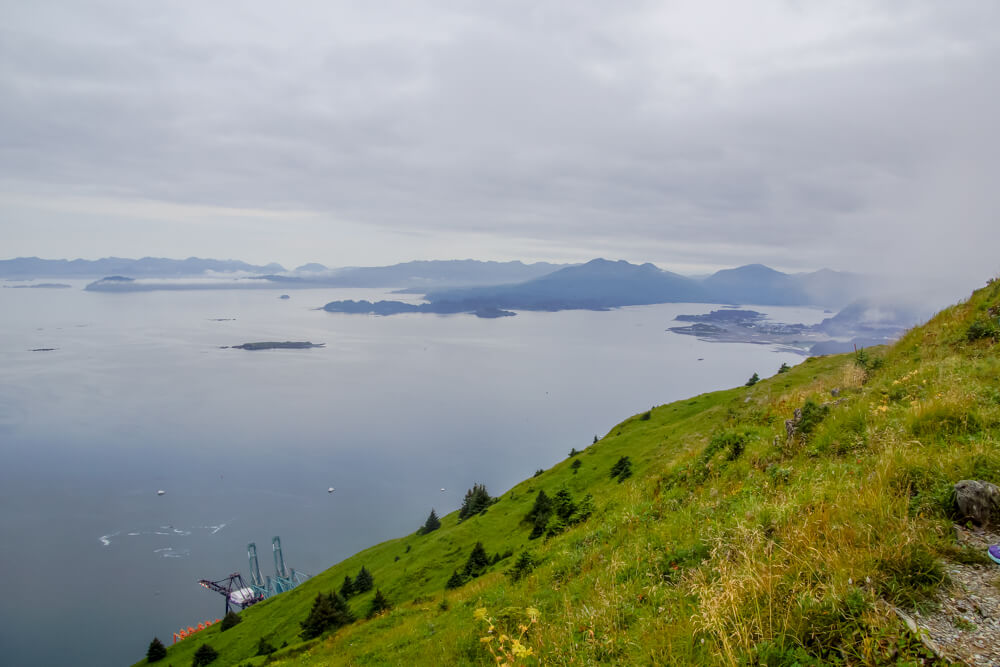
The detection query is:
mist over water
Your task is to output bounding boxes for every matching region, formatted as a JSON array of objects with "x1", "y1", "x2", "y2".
[{"x1": 0, "y1": 283, "x2": 820, "y2": 666}]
